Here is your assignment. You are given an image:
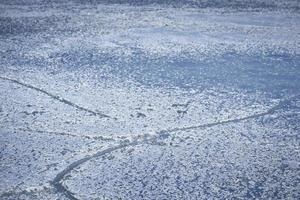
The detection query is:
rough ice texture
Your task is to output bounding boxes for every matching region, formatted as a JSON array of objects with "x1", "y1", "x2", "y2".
[{"x1": 0, "y1": 1, "x2": 299, "y2": 200}]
